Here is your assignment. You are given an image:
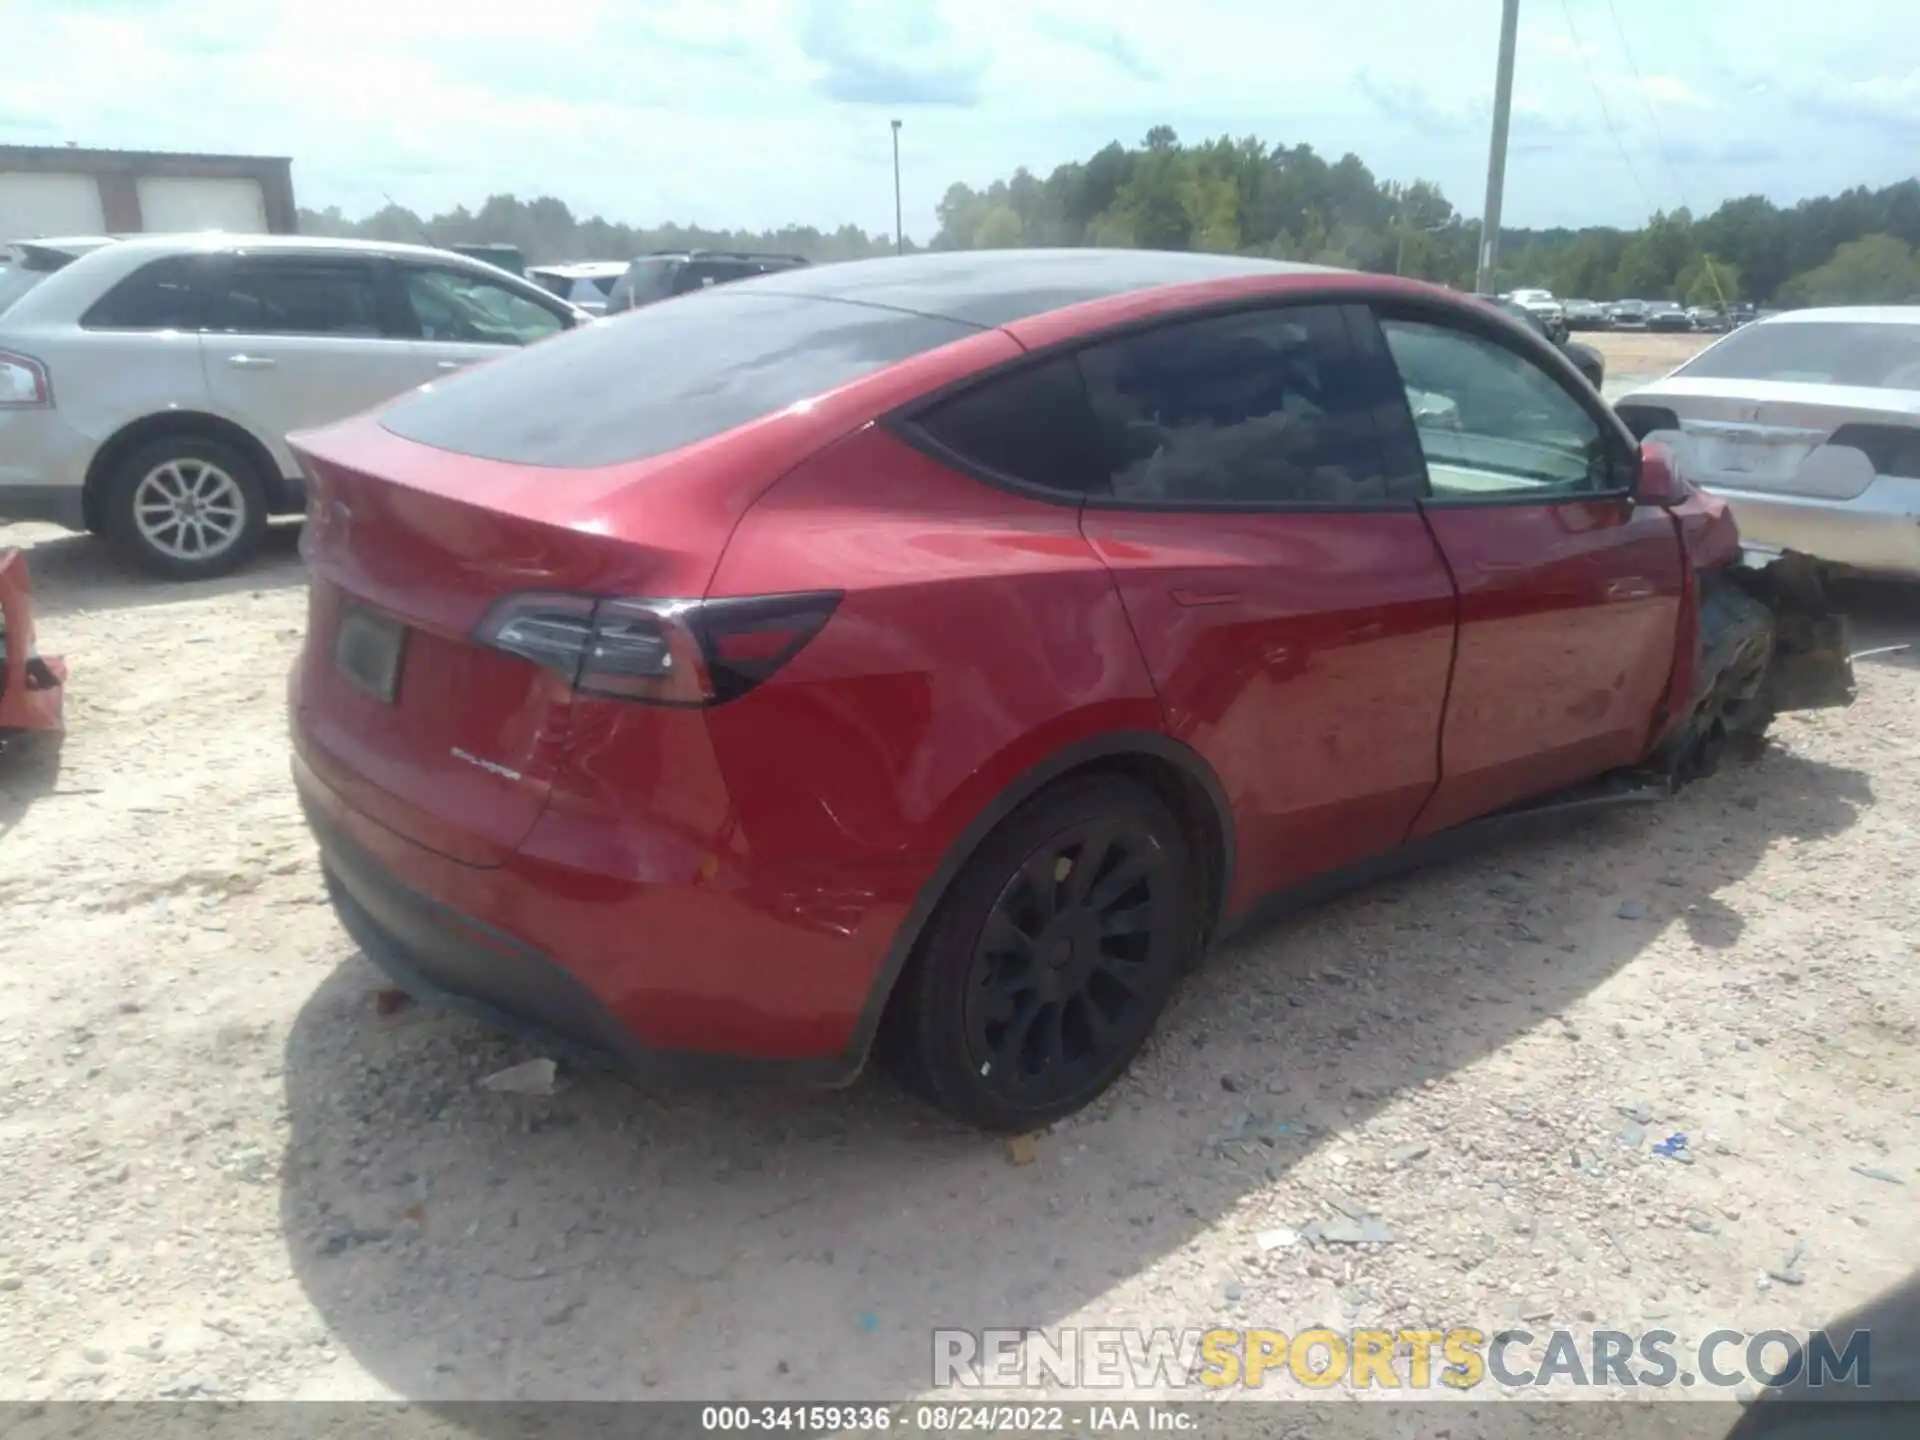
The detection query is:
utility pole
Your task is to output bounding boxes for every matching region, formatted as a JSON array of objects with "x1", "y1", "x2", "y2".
[
  {"x1": 1475, "y1": 0, "x2": 1521, "y2": 294},
  {"x1": 891, "y1": 119, "x2": 904, "y2": 254}
]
